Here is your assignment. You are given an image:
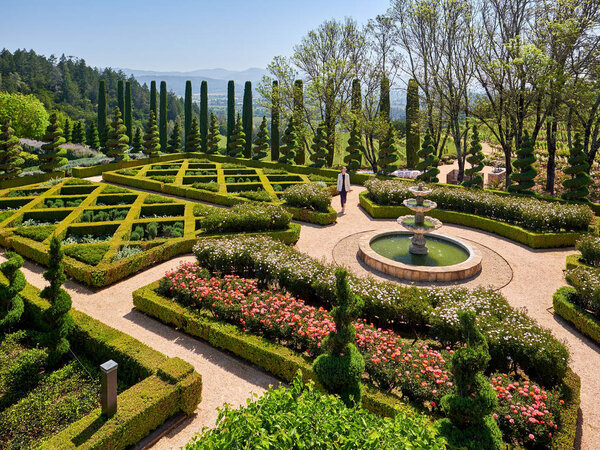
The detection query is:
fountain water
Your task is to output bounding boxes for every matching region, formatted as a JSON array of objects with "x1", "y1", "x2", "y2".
[{"x1": 397, "y1": 183, "x2": 442, "y2": 255}]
